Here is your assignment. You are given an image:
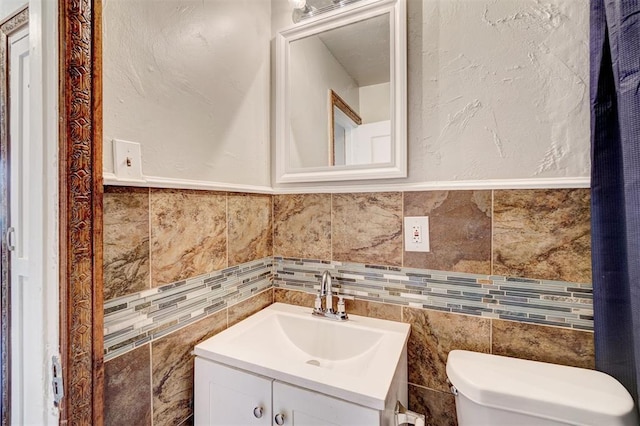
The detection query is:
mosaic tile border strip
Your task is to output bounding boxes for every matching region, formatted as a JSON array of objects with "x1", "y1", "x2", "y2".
[
  {"x1": 104, "y1": 256, "x2": 593, "y2": 361},
  {"x1": 103, "y1": 258, "x2": 272, "y2": 361},
  {"x1": 273, "y1": 257, "x2": 594, "y2": 331}
]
